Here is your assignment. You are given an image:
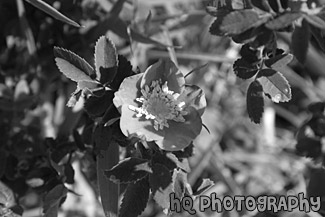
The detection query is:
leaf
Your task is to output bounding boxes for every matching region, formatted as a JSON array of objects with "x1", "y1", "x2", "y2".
[
  {"x1": 43, "y1": 184, "x2": 68, "y2": 217},
  {"x1": 310, "y1": 25, "x2": 325, "y2": 52},
  {"x1": 257, "y1": 69, "x2": 291, "y2": 103},
  {"x1": 97, "y1": 142, "x2": 119, "y2": 217},
  {"x1": 210, "y1": 9, "x2": 267, "y2": 36},
  {"x1": 64, "y1": 163, "x2": 74, "y2": 184},
  {"x1": 94, "y1": 36, "x2": 118, "y2": 84},
  {"x1": 265, "y1": 12, "x2": 301, "y2": 30},
  {"x1": 24, "y1": 0, "x2": 80, "y2": 27},
  {"x1": 303, "y1": 14, "x2": 325, "y2": 30},
  {"x1": 291, "y1": 20, "x2": 310, "y2": 64},
  {"x1": 296, "y1": 137, "x2": 322, "y2": 160},
  {"x1": 94, "y1": 124, "x2": 112, "y2": 151},
  {"x1": 149, "y1": 164, "x2": 173, "y2": 210},
  {"x1": 0, "y1": 181, "x2": 15, "y2": 208},
  {"x1": 233, "y1": 58, "x2": 259, "y2": 79},
  {"x1": 239, "y1": 44, "x2": 260, "y2": 63},
  {"x1": 308, "y1": 102, "x2": 325, "y2": 114},
  {"x1": 54, "y1": 47, "x2": 95, "y2": 80},
  {"x1": 104, "y1": 157, "x2": 152, "y2": 184},
  {"x1": 193, "y1": 178, "x2": 215, "y2": 196},
  {"x1": 119, "y1": 178, "x2": 149, "y2": 217},
  {"x1": 173, "y1": 170, "x2": 187, "y2": 200},
  {"x1": 246, "y1": 80, "x2": 264, "y2": 124},
  {"x1": 84, "y1": 90, "x2": 114, "y2": 118},
  {"x1": 265, "y1": 53, "x2": 293, "y2": 70},
  {"x1": 110, "y1": 55, "x2": 134, "y2": 90}
]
